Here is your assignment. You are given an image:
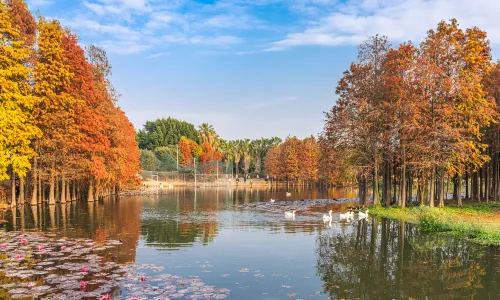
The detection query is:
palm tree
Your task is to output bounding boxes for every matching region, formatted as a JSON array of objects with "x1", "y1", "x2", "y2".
[
  {"x1": 232, "y1": 140, "x2": 242, "y2": 175},
  {"x1": 218, "y1": 139, "x2": 234, "y2": 174},
  {"x1": 251, "y1": 139, "x2": 264, "y2": 175},
  {"x1": 198, "y1": 123, "x2": 217, "y2": 146},
  {"x1": 240, "y1": 139, "x2": 252, "y2": 174},
  {"x1": 270, "y1": 137, "x2": 282, "y2": 147}
]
